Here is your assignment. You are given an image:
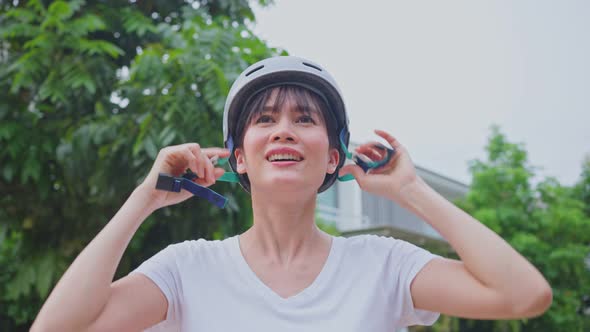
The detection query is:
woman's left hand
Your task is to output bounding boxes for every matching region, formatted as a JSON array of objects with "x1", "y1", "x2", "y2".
[{"x1": 338, "y1": 129, "x2": 420, "y2": 203}]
